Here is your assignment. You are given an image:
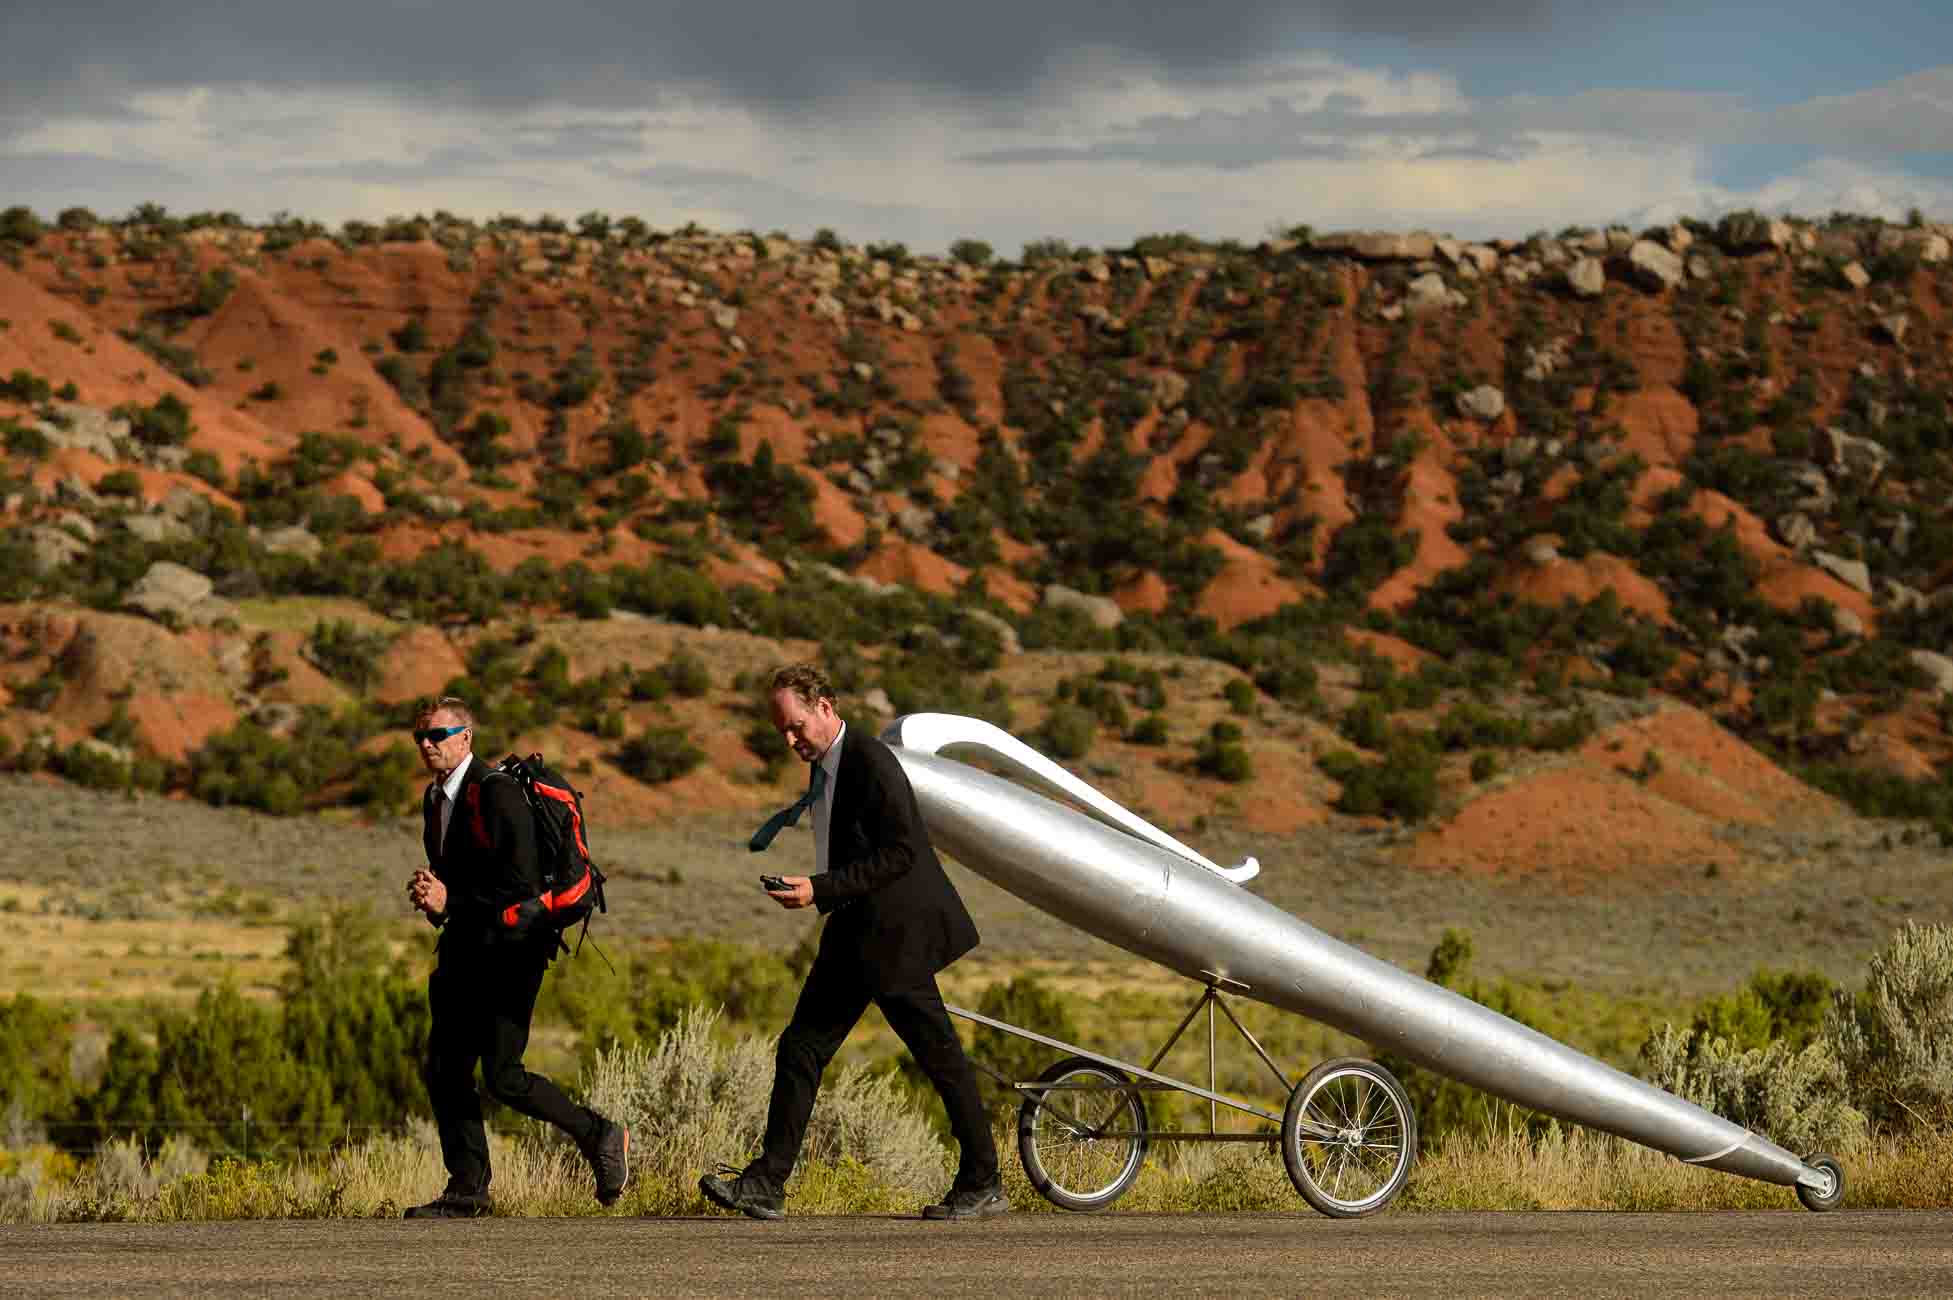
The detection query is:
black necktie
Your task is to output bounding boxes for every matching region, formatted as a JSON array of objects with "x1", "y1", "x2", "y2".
[{"x1": 750, "y1": 762, "x2": 827, "y2": 852}]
